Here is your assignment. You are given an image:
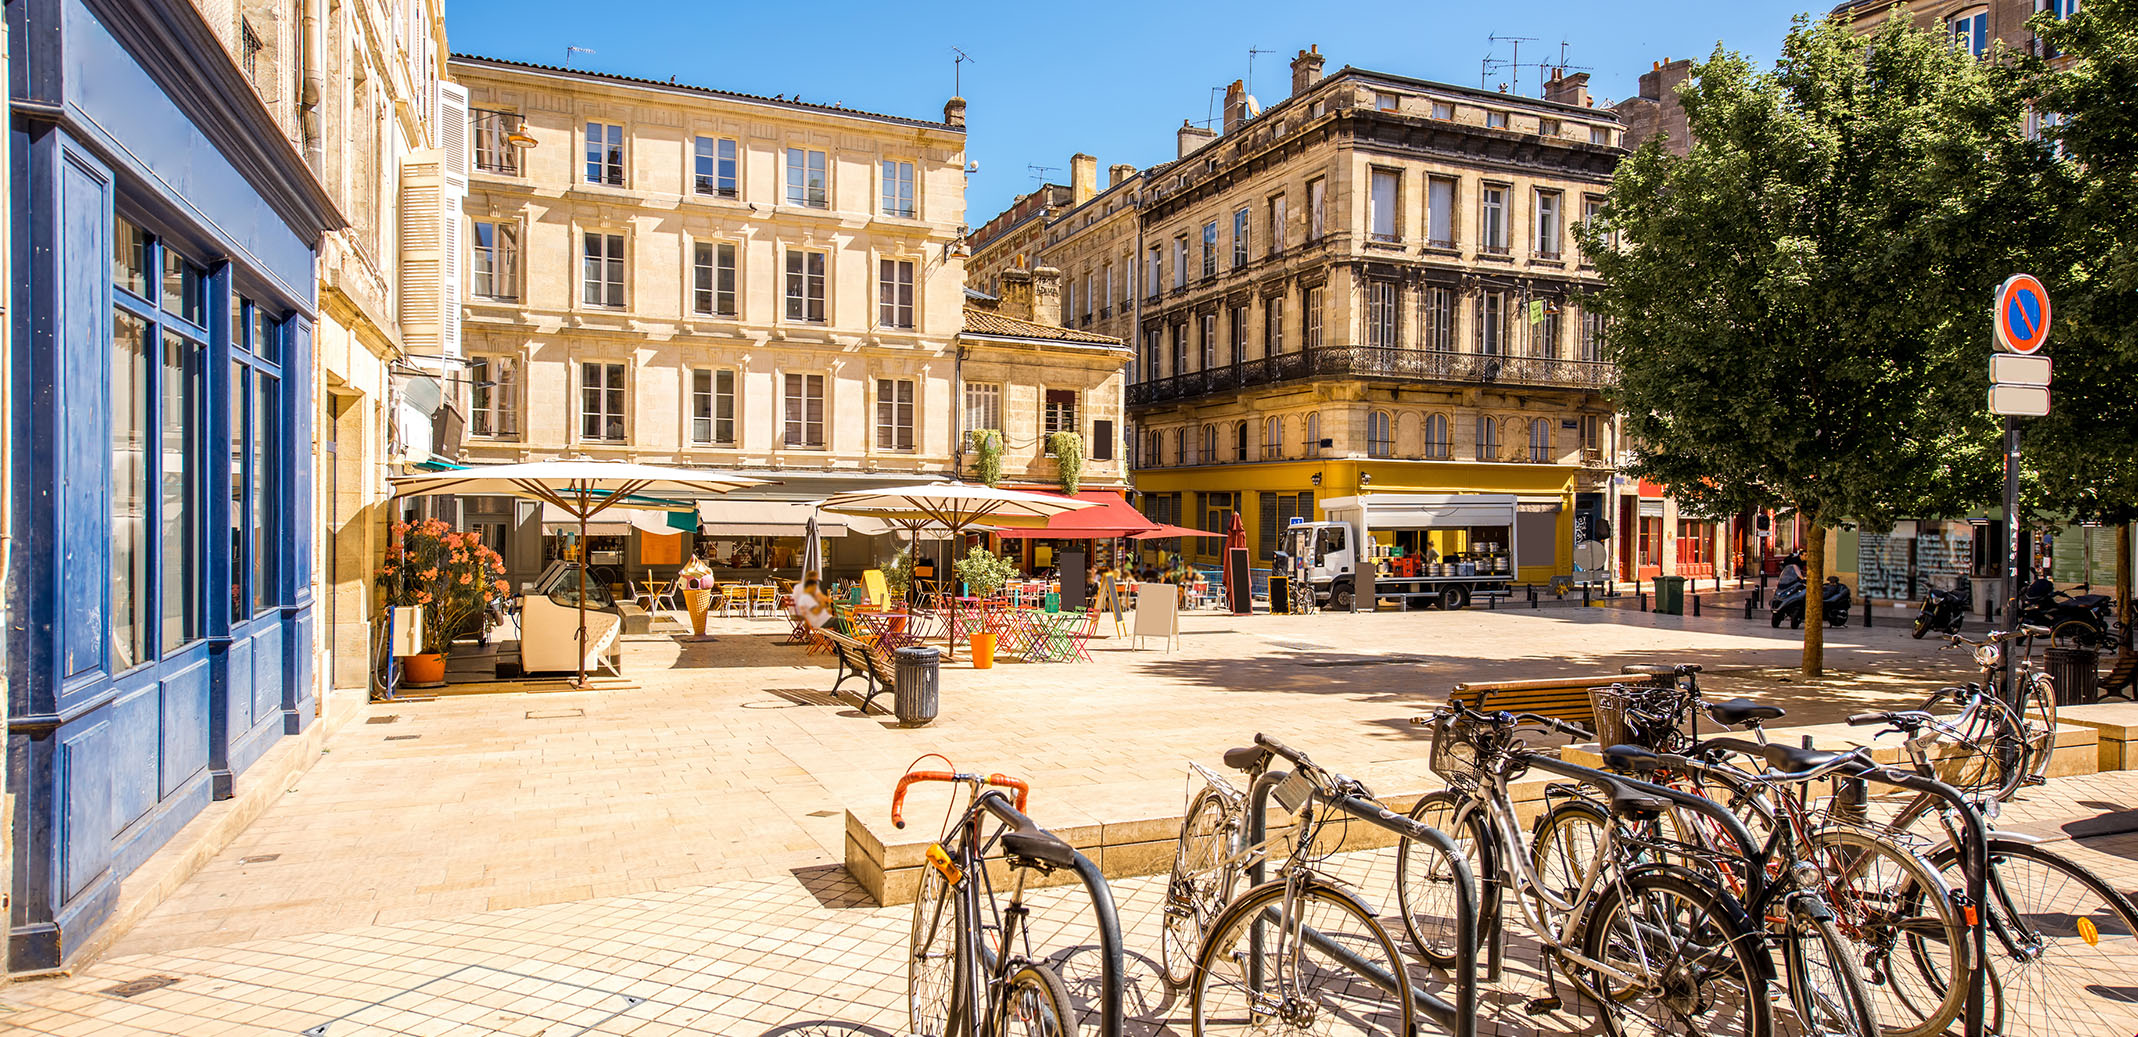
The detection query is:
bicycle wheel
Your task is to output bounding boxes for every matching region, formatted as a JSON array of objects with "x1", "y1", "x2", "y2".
[
  {"x1": 1931, "y1": 691, "x2": 2030, "y2": 802},
  {"x1": 1582, "y1": 870, "x2": 1773, "y2": 1037},
  {"x1": 1806, "y1": 826, "x2": 1968, "y2": 1037},
  {"x1": 1192, "y1": 878, "x2": 1415, "y2": 1036},
  {"x1": 1930, "y1": 839, "x2": 2138, "y2": 1036},
  {"x1": 1532, "y1": 797, "x2": 1612, "y2": 905},
  {"x1": 1161, "y1": 787, "x2": 1238, "y2": 988},
  {"x1": 909, "y1": 859, "x2": 960, "y2": 1037},
  {"x1": 1000, "y1": 962, "x2": 1076, "y2": 1037},
  {"x1": 1396, "y1": 789, "x2": 1494, "y2": 968},
  {"x1": 1784, "y1": 903, "x2": 1880, "y2": 1037},
  {"x1": 2017, "y1": 670, "x2": 2058, "y2": 785}
]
